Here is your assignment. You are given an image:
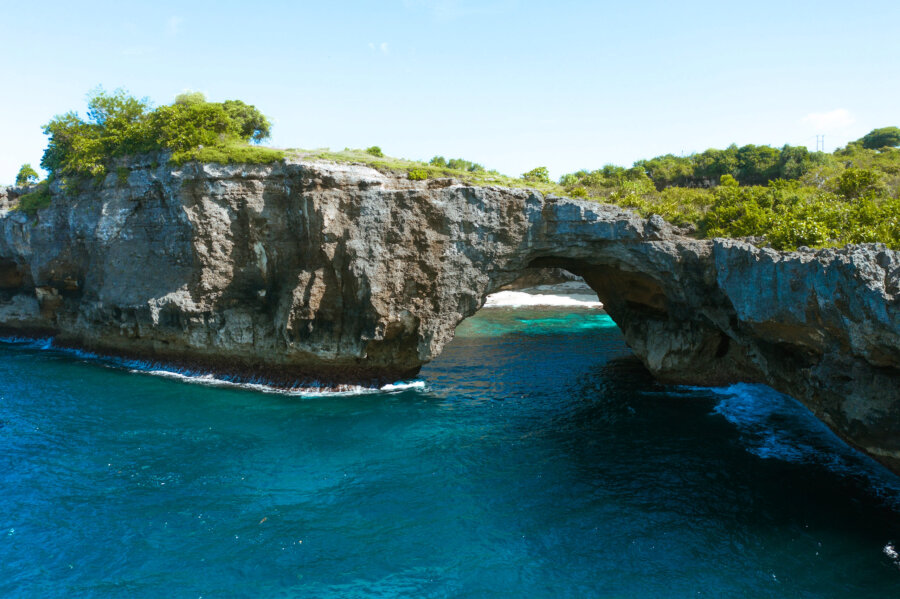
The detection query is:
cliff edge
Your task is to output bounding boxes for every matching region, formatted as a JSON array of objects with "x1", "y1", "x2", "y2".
[{"x1": 1, "y1": 159, "x2": 898, "y2": 473}]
